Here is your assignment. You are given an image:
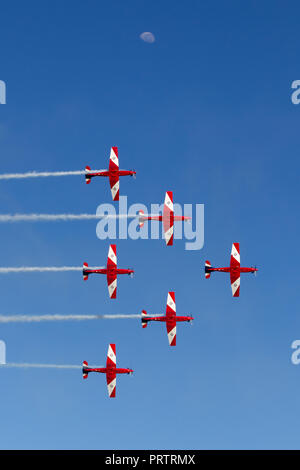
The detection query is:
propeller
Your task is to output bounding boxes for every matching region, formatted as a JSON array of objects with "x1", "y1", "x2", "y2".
[
  {"x1": 130, "y1": 271, "x2": 134, "y2": 278},
  {"x1": 132, "y1": 171, "x2": 137, "y2": 179},
  {"x1": 254, "y1": 265, "x2": 258, "y2": 277}
]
